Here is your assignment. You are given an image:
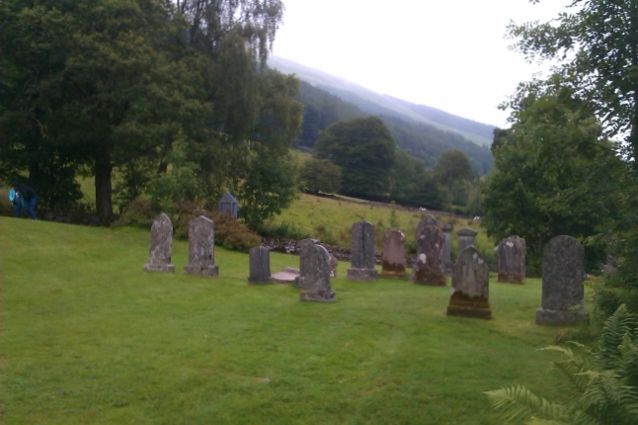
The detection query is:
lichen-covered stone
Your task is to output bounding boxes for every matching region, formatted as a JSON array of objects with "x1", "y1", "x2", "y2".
[
  {"x1": 347, "y1": 221, "x2": 378, "y2": 281},
  {"x1": 143, "y1": 213, "x2": 175, "y2": 273},
  {"x1": 412, "y1": 214, "x2": 446, "y2": 286},
  {"x1": 183, "y1": 216, "x2": 219, "y2": 277},
  {"x1": 496, "y1": 235, "x2": 526, "y2": 283},
  {"x1": 447, "y1": 246, "x2": 491, "y2": 319},
  {"x1": 299, "y1": 244, "x2": 336, "y2": 303}
]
